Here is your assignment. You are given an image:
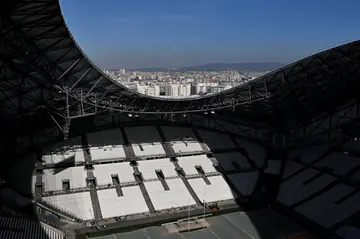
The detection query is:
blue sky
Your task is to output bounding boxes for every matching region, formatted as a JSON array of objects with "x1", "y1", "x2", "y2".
[{"x1": 60, "y1": 0, "x2": 360, "y2": 69}]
